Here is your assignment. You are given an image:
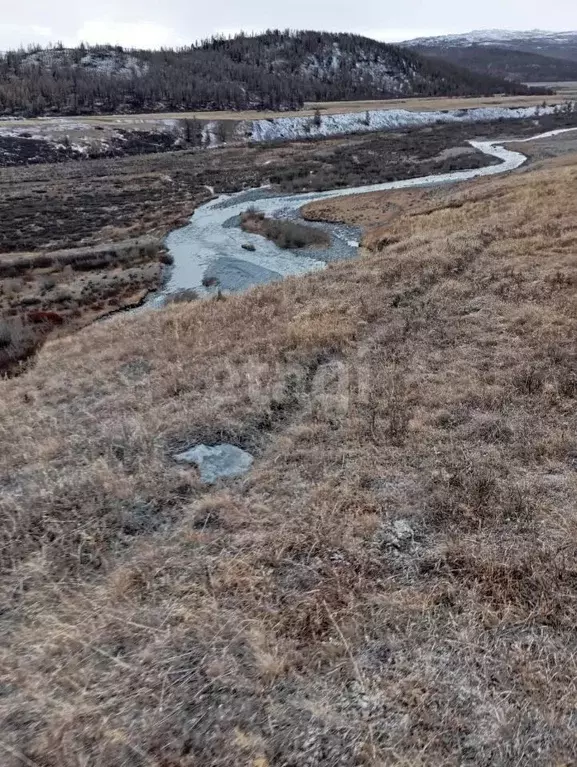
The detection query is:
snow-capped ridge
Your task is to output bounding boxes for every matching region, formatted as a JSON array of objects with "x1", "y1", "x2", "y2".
[{"x1": 405, "y1": 29, "x2": 577, "y2": 47}]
